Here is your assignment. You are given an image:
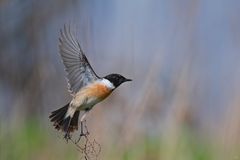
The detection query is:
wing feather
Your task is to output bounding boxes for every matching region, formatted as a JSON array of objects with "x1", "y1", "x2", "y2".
[{"x1": 59, "y1": 25, "x2": 99, "y2": 94}]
